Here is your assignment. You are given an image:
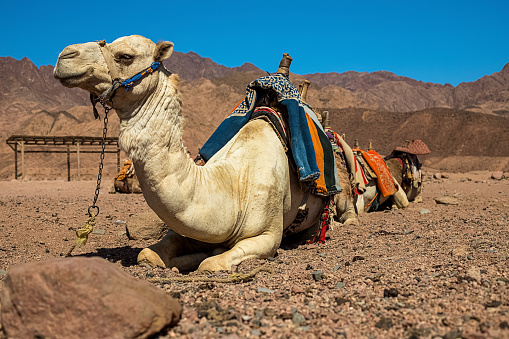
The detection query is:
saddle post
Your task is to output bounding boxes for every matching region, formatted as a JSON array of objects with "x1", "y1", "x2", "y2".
[
  {"x1": 301, "y1": 80, "x2": 311, "y2": 103},
  {"x1": 276, "y1": 53, "x2": 293, "y2": 76}
]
